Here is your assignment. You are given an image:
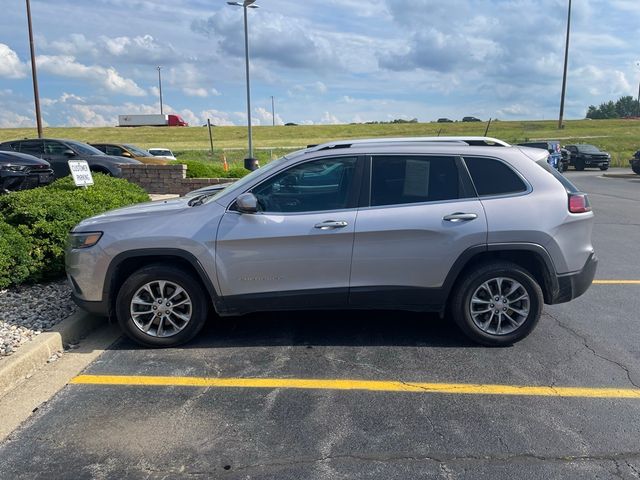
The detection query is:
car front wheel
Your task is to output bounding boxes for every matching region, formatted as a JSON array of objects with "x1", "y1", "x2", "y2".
[
  {"x1": 450, "y1": 262, "x2": 543, "y2": 346},
  {"x1": 116, "y1": 265, "x2": 209, "y2": 347},
  {"x1": 599, "y1": 165, "x2": 609, "y2": 171}
]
